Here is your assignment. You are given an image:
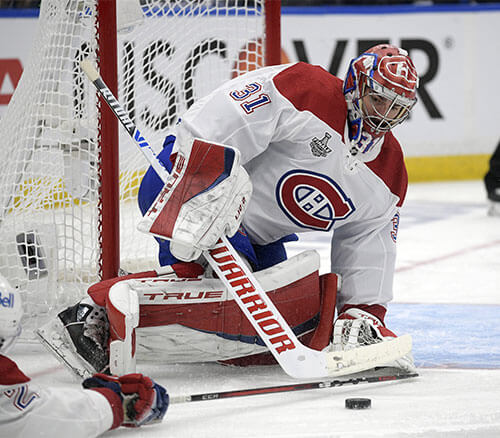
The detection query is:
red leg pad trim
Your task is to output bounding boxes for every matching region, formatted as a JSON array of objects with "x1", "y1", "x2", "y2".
[
  {"x1": 88, "y1": 271, "x2": 157, "y2": 307},
  {"x1": 308, "y1": 273, "x2": 338, "y2": 351}
]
